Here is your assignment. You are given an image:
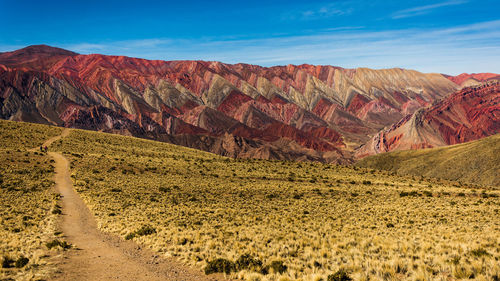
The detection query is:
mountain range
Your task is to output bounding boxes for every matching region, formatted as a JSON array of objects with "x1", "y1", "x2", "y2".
[{"x1": 1, "y1": 45, "x2": 498, "y2": 162}]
